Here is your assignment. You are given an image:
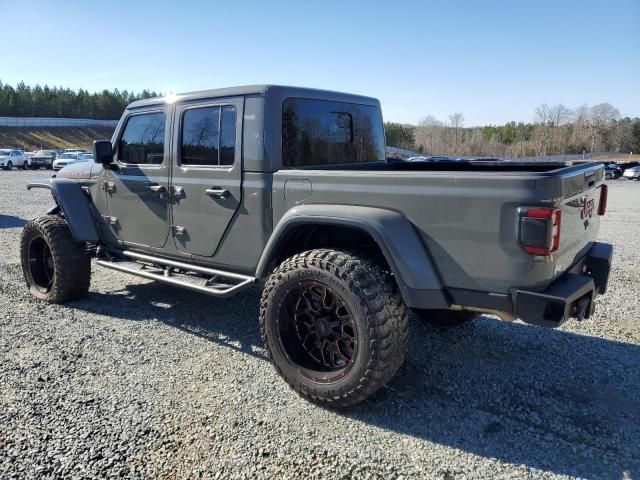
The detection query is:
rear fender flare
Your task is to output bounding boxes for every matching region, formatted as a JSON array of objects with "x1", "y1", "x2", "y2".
[
  {"x1": 256, "y1": 204, "x2": 449, "y2": 309},
  {"x1": 27, "y1": 178, "x2": 99, "y2": 242}
]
